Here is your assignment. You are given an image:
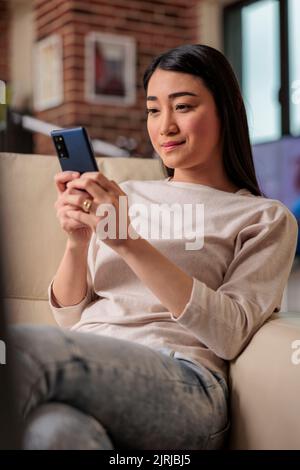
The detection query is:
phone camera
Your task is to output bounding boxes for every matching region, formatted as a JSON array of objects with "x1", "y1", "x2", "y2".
[{"x1": 53, "y1": 133, "x2": 69, "y2": 159}]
